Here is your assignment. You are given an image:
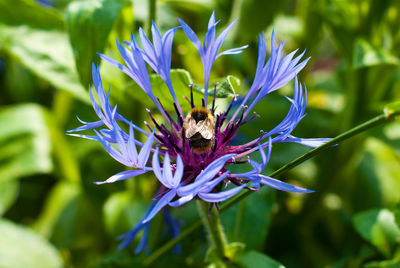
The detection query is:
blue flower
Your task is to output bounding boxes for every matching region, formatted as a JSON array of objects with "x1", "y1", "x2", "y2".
[
  {"x1": 142, "y1": 148, "x2": 245, "y2": 224},
  {"x1": 69, "y1": 12, "x2": 330, "y2": 253},
  {"x1": 93, "y1": 120, "x2": 155, "y2": 184},
  {"x1": 179, "y1": 11, "x2": 247, "y2": 106},
  {"x1": 232, "y1": 139, "x2": 313, "y2": 193}
]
